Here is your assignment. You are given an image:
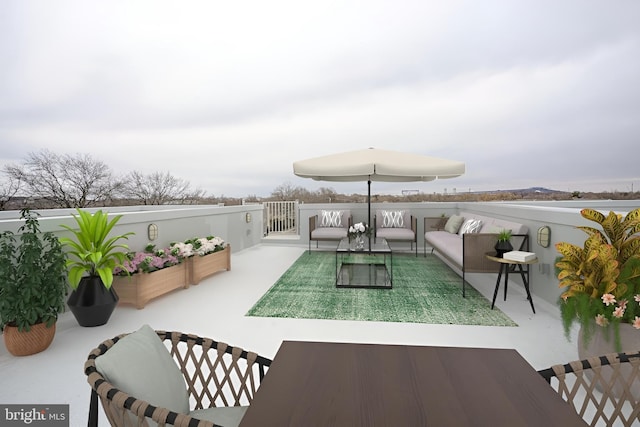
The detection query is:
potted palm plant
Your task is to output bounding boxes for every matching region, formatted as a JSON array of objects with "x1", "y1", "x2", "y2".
[
  {"x1": 0, "y1": 209, "x2": 68, "y2": 356},
  {"x1": 60, "y1": 209, "x2": 133, "y2": 327},
  {"x1": 555, "y1": 208, "x2": 640, "y2": 354}
]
